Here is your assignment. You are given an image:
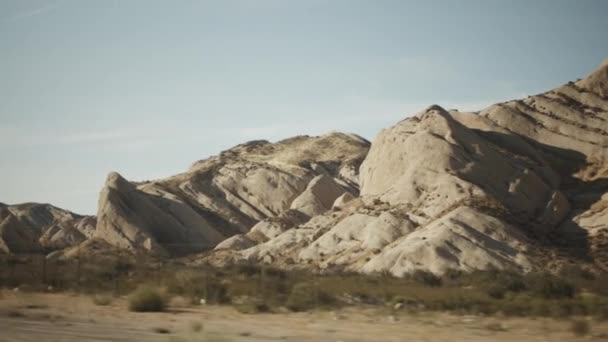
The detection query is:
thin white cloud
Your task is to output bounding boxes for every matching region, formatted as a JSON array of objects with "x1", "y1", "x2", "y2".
[
  {"x1": 2, "y1": 0, "x2": 66, "y2": 23},
  {"x1": 0, "y1": 94, "x2": 517, "y2": 151},
  {"x1": 224, "y1": 97, "x2": 515, "y2": 144},
  {"x1": 57, "y1": 129, "x2": 141, "y2": 144}
]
